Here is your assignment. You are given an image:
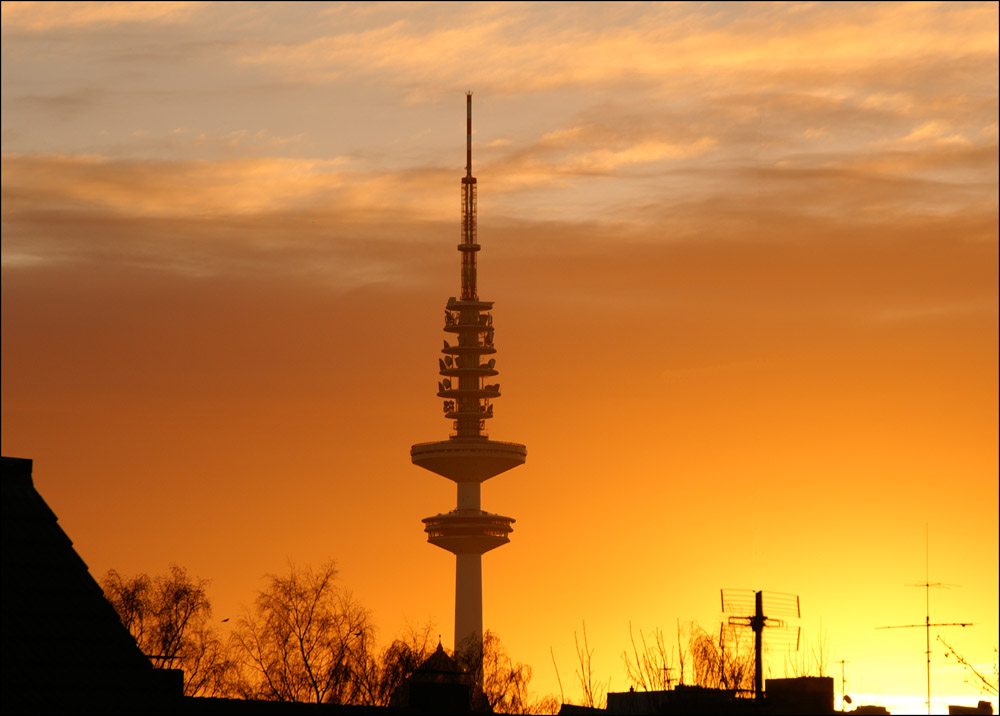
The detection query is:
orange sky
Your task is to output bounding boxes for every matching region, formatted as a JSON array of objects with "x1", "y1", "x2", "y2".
[{"x1": 2, "y1": 2, "x2": 997, "y2": 713}]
